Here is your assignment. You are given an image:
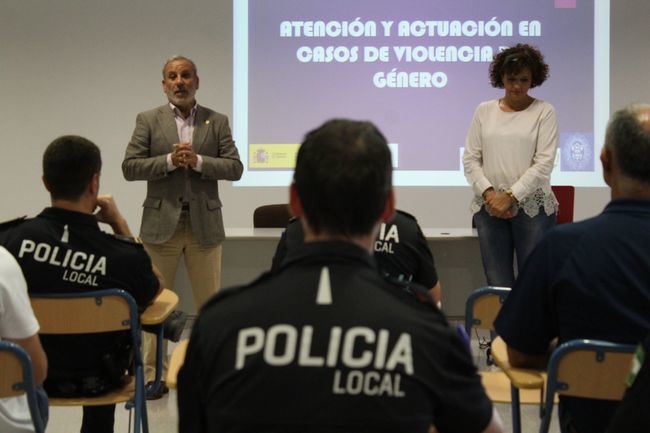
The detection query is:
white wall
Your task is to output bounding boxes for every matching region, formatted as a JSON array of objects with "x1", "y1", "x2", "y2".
[{"x1": 1, "y1": 0, "x2": 648, "y2": 229}]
